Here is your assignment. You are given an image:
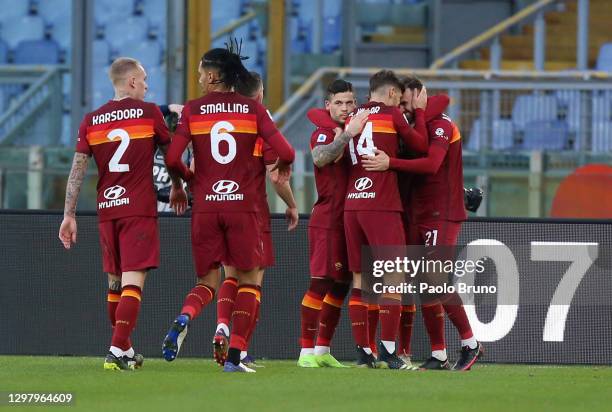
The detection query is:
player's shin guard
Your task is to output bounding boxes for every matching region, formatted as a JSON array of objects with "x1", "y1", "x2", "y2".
[
  {"x1": 348, "y1": 289, "x2": 369, "y2": 349},
  {"x1": 111, "y1": 285, "x2": 142, "y2": 351},
  {"x1": 379, "y1": 296, "x2": 402, "y2": 353},
  {"x1": 367, "y1": 304, "x2": 379, "y2": 356},
  {"x1": 217, "y1": 277, "x2": 238, "y2": 327},
  {"x1": 316, "y1": 282, "x2": 349, "y2": 347},
  {"x1": 421, "y1": 303, "x2": 446, "y2": 357},
  {"x1": 228, "y1": 285, "x2": 259, "y2": 365},
  {"x1": 441, "y1": 293, "x2": 475, "y2": 343},
  {"x1": 398, "y1": 305, "x2": 416, "y2": 355},
  {"x1": 181, "y1": 284, "x2": 215, "y2": 320},
  {"x1": 300, "y1": 278, "x2": 332, "y2": 349}
]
